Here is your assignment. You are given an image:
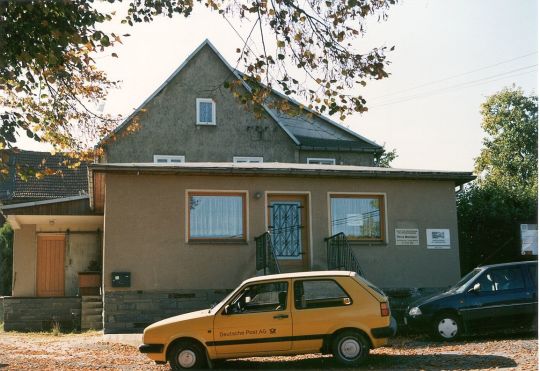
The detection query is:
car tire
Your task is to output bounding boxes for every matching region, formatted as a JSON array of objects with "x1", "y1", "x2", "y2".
[
  {"x1": 331, "y1": 329, "x2": 370, "y2": 366},
  {"x1": 168, "y1": 340, "x2": 207, "y2": 370},
  {"x1": 433, "y1": 313, "x2": 461, "y2": 341}
]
